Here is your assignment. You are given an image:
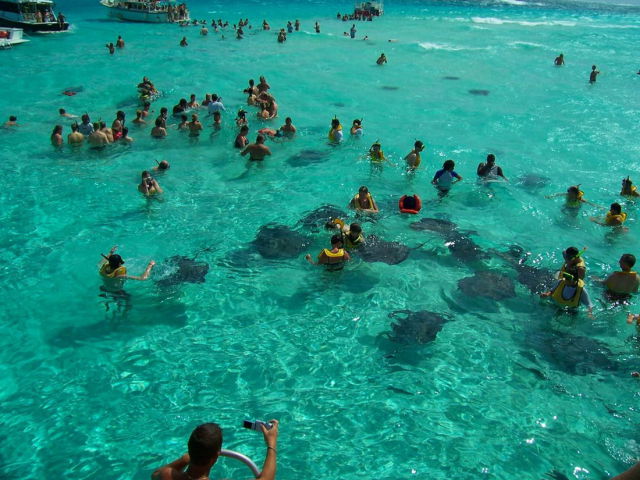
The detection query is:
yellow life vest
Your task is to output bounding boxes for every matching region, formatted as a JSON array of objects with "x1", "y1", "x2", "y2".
[
  {"x1": 353, "y1": 192, "x2": 373, "y2": 210},
  {"x1": 551, "y1": 278, "x2": 585, "y2": 307},
  {"x1": 100, "y1": 264, "x2": 126, "y2": 278},
  {"x1": 370, "y1": 150, "x2": 385, "y2": 163},
  {"x1": 344, "y1": 233, "x2": 364, "y2": 250},
  {"x1": 328, "y1": 124, "x2": 342, "y2": 141},
  {"x1": 566, "y1": 190, "x2": 584, "y2": 208},
  {"x1": 559, "y1": 257, "x2": 585, "y2": 279},
  {"x1": 323, "y1": 248, "x2": 345, "y2": 258},
  {"x1": 414, "y1": 152, "x2": 421, "y2": 167},
  {"x1": 605, "y1": 211, "x2": 626, "y2": 225}
]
